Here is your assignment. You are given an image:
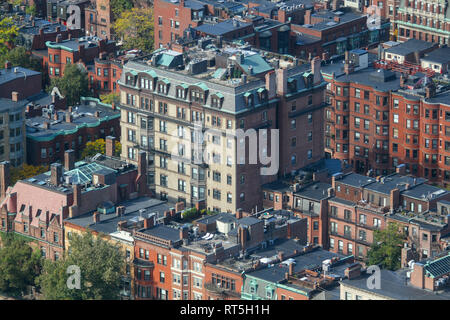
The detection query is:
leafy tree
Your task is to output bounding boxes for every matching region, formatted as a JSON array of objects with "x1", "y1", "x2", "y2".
[
  {"x1": 0, "y1": 46, "x2": 42, "y2": 72},
  {"x1": 110, "y1": 0, "x2": 133, "y2": 19},
  {"x1": 25, "y1": 4, "x2": 36, "y2": 16},
  {"x1": 366, "y1": 222, "x2": 406, "y2": 271},
  {"x1": 100, "y1": 92, "x2": 120, "y2": 105},
  {"x1": 0, "y1": 17, "x2": 18, "y2": 55},
  {"x1": 0, "y1": 233, "x2": 41, "y2": 297},
  {"x1": 182, "y1": 208, "x2": 200, "y2": 220},
  {"x1": 47, "y1": 63, "x2": 89, "y2": 106},
  {"x1": 10, "y1": 164, "x2": 48, "y2": 186},
  {"x1": 113, "y1": 8, "x2": 154, "y2": 53},
  {"x1": 37, "y1": 231, "x2": 125, "y2": 300},
  {"x1": 81, "y1": 138, "x2": 122, "y2": 159}
]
